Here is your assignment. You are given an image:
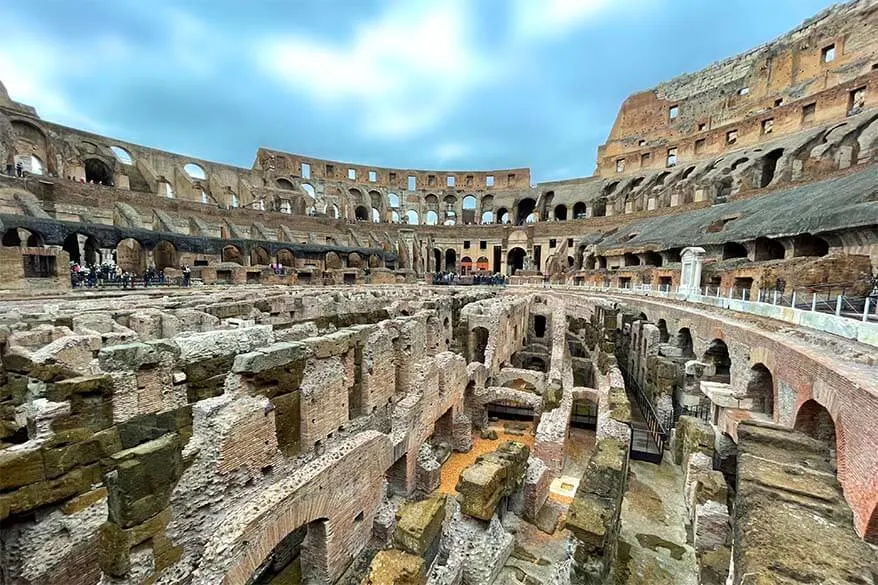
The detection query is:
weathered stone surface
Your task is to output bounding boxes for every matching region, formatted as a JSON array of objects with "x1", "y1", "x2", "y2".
[
  {"x1": 673, "y1": 415, "x2": 714, "y2": 466},
  {"x1": 363, "y1": 550, "x2": 426, "y2": 585},
  {"x1": 455, "y1": 441, "x2": 529, "y2": 521},
  {"x1": 394, "y1": 492, "x2": 446, "y2": 557}
]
